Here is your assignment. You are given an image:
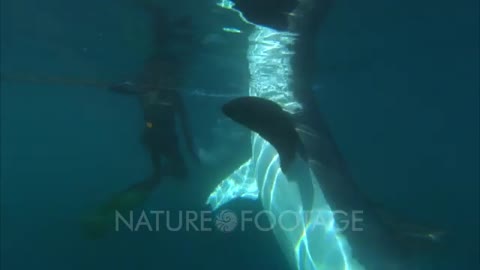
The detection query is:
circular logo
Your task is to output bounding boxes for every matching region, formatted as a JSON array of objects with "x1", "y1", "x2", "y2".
[{"x1": 215, "y1": 210, "x2": 238, "y2": 233}]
